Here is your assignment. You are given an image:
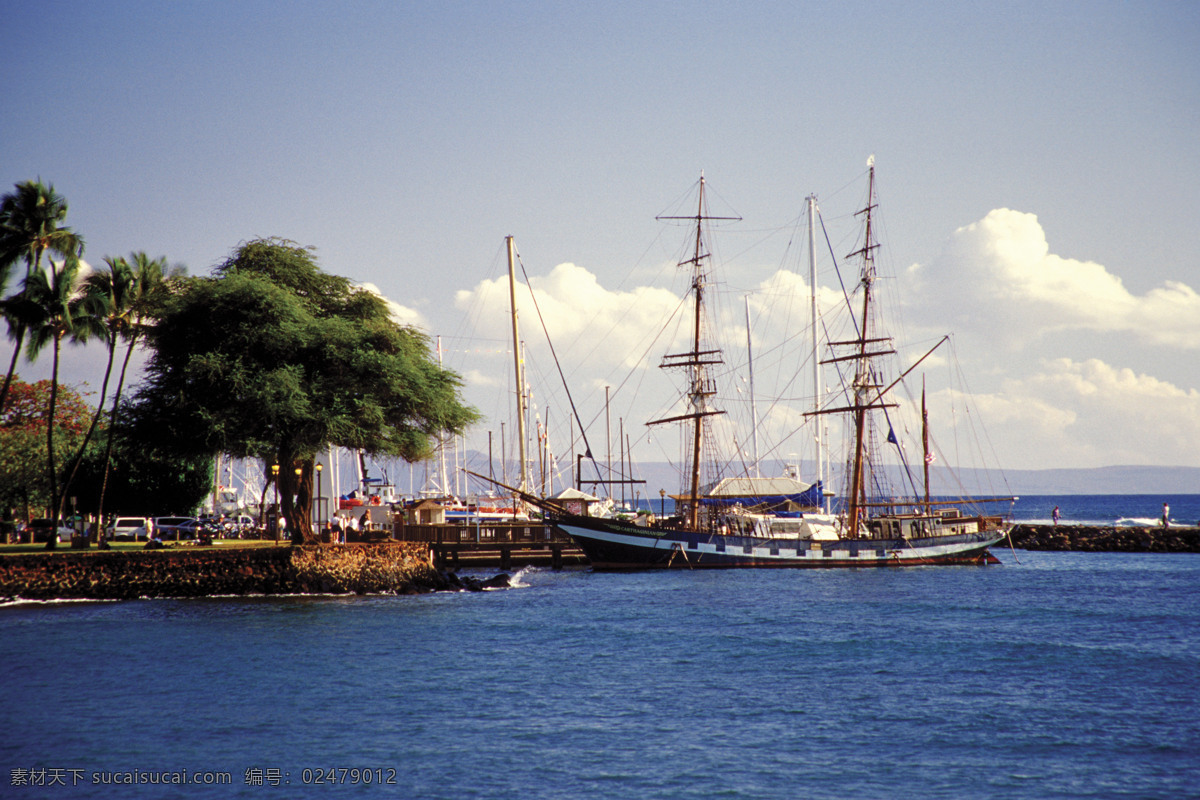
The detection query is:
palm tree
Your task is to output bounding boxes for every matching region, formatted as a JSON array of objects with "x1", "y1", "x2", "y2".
[
  {"x1": 0, "y1": 180, "x2": 84, "y2": 413},
  {"x1": 94, "y1": 253, "x2": 170, "y2": 530},
  {"x1": 57, "y1": 256, "x2": 132, "y2": 529},
  {"x1": 22, "y1": 254, "x2": 96, "y2": 547}
]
